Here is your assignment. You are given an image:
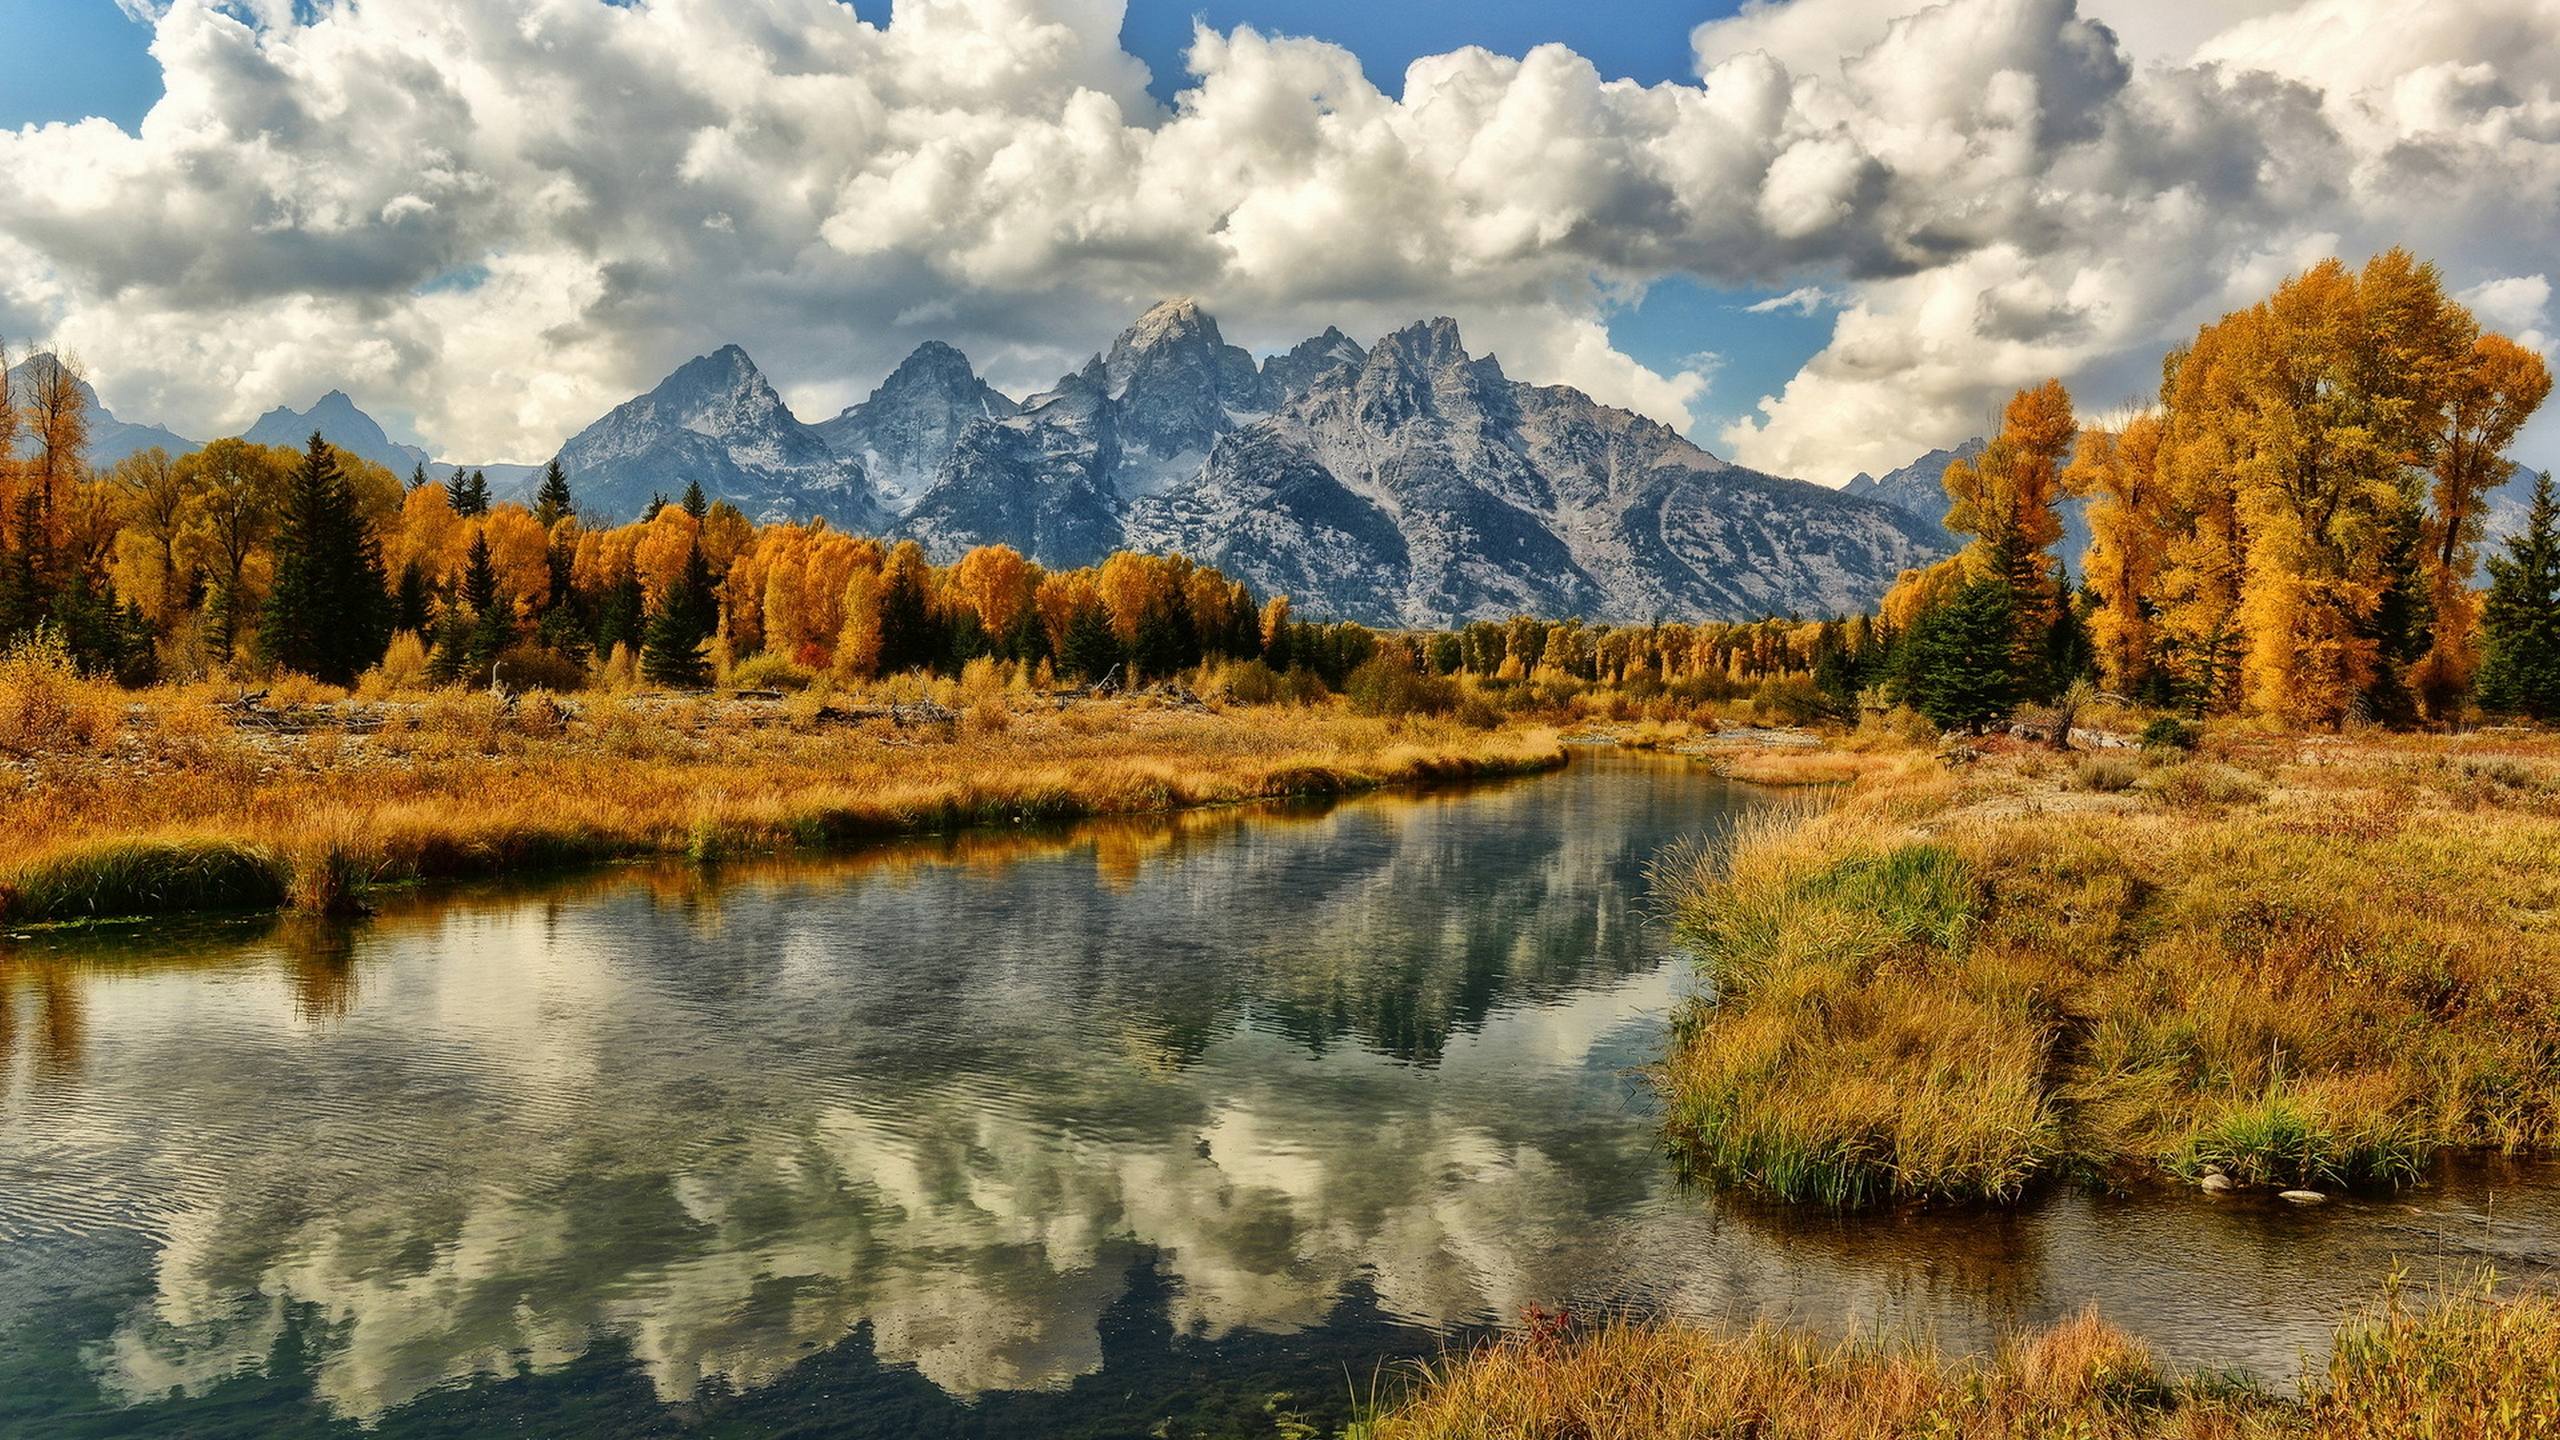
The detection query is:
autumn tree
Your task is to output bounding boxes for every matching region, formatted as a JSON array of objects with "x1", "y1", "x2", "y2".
[
  {"x1": 2215, "y1": 257, "x2": 2442, "y2": 722},
  {"x1": 174, "y1": 438, "x2": 294, "y2": 660},
  {"x1": 2413, "y1": 334, "x2": 2554, "y2": 715},
  {"x1": 20, "y1": 352, "x2": 91, "y2": 531},
  {"x1": 261, "y1": 432, "x2": 392, "y2": 684},
  {"x1": 106, "y1": 448, "x2": 190, "y2": 628},
  {"x1": 2063, "y1": 412, "x2": 2169, "y2": 698},
  {"x1": 1939, "y1": 379, "x2": 2075, "y2": 698}
]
